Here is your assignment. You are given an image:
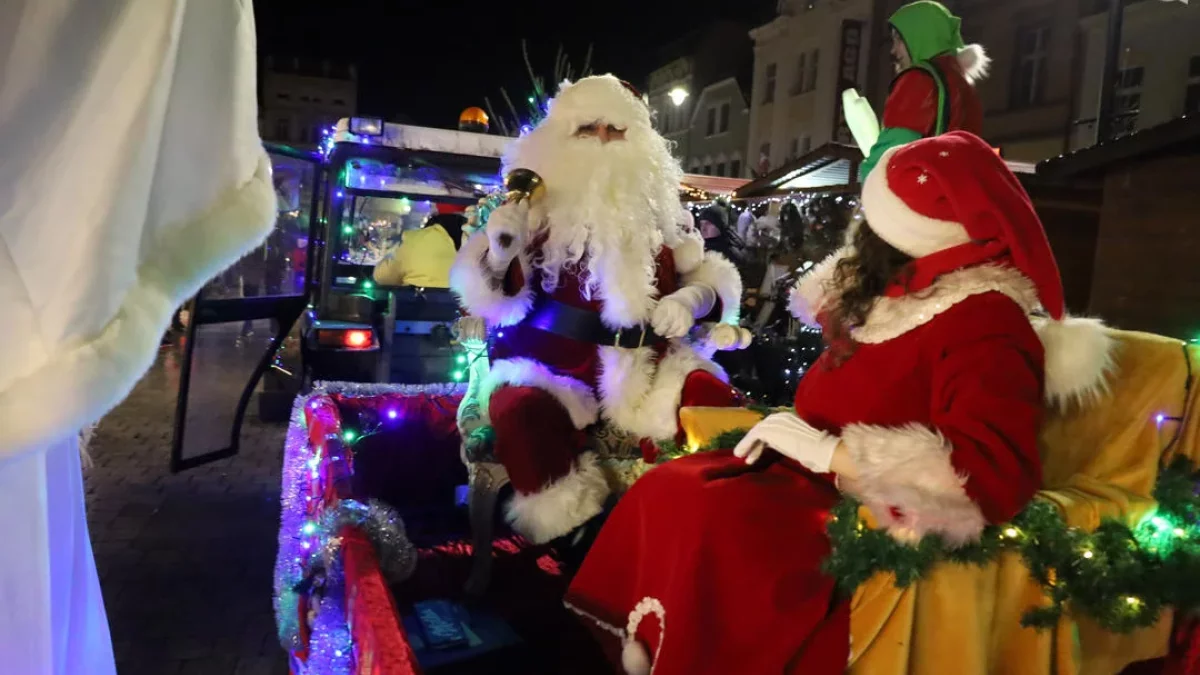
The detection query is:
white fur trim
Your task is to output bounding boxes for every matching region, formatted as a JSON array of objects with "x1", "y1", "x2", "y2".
[
  {"x1": 624, "y1": 597, "x2": 665, "y2": 675},
  {"x1": 506, "y1": 451, "x2": 610, "y2": 544},
  {"x1": 860, "y1": 146, "x2": 971, "y2": 259},
  {"x1": 669, "y1": 234, "x2": 706, "y2": 276},
  {"x1": 1032, "y1": 316, "x2": 1116, "y2": 409},
  {"x1": 957, "y1": 44, "x2": 991, "y2": 85},
  {"x1": 480, "y1": 358, "x2": 600, "y2": 429},
  {"x1": 789, "y1": 245, "x2": 851, "y2": 327},
  {"x1": 449, "y1": 231, "x2": 534, "y2": 327},
  {"x1": 679, "y1": 251, "x2": 743, "y2": 324},
  {"x1": 851, "y1": 265, "x2": 1040, "y2": 344},
  {"x1": 0, "y1": 153, "x2": 276, "y2": 458},
  {"x1": 547, "y1": 75, "x2": 652, "y2": 136},
  {"x1": 598, "y1": 345, "x2": 726, "y2": 441},
  {"x1": 839, "y1": 423, "x2": 987, "y2": 545},
  {"x1": 790, "y1": 262, "x2": 1115, "y2": 409}
]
